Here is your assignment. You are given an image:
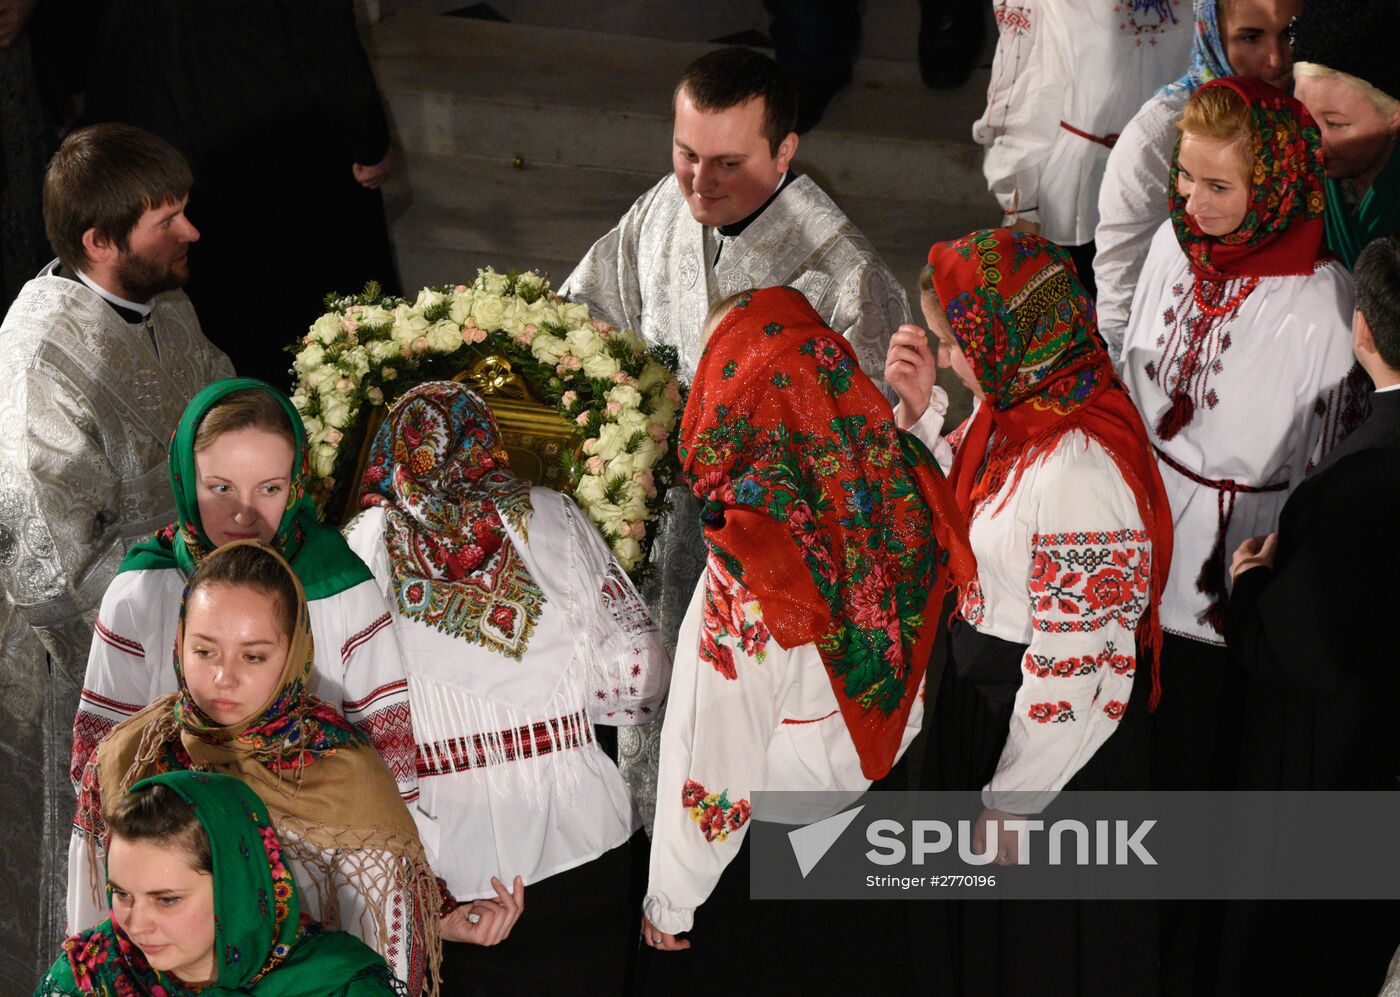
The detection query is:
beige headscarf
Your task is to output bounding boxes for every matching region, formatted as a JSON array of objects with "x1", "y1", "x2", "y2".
[{"x1": 77, "y1": 541, "x2": 440, "y2": 993}]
